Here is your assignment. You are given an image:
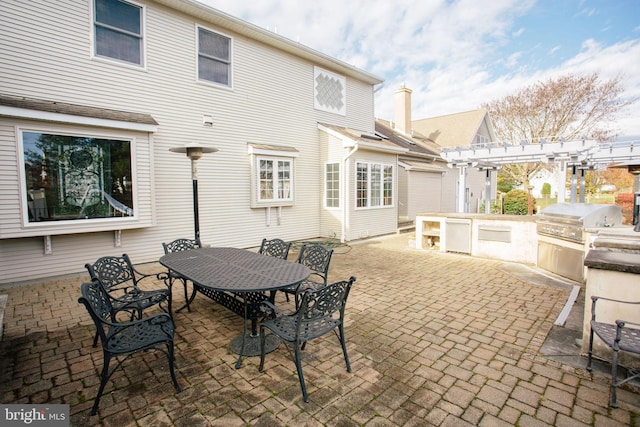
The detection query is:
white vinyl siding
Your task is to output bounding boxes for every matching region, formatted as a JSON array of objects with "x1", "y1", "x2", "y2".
[
  {"x1": 406, "y1": 171, "x2": 442, "y2": 220},
  {"x1": 0, "y1": 0, "x2": 380, "y2": 283}
]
